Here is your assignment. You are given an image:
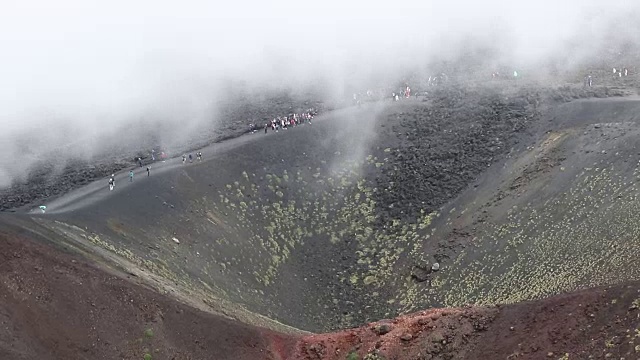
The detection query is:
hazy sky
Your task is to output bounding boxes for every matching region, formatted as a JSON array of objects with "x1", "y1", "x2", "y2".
[
  {"x1": 0, "y1": 0, "x2": 634, "y2": 124},
  {"x1": 0, "y1": 0, "x2": 638, "y2": 186}
]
